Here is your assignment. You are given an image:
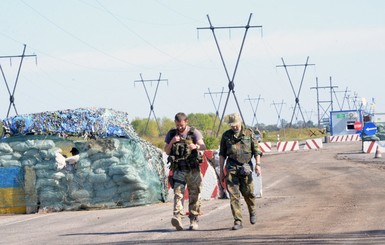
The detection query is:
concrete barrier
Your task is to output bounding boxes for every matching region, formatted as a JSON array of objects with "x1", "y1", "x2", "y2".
[
  {"x1": 363, "y1": 140, "x2": 385, "y2": 153},
  {"x1": 330, "y1": 134, "x2": 360, "y2": 142},
  {"x1": 304, "y1": 138, "x2": 323, "y2": 150},
  {"x1": 277, "y1": 141, "x2": 299, "y2": 152},
  {"x1": 259, "y1": 142, "x2": 272, "y2": 153}
]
